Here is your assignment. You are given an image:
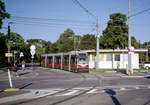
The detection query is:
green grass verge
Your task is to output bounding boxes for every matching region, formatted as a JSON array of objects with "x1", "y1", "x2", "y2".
[{"x1": 90, "y1": 68, "x2": 149, "y2": 73}]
